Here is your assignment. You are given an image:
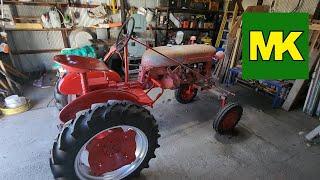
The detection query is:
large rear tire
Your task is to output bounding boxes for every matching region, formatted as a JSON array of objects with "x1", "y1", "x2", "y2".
[
  {"x1": 50, "y1": 101, "x2": 160, "y2": 179},
  {"x1": 213, "y1": 103, "x2": 243, "y2": 134}
]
